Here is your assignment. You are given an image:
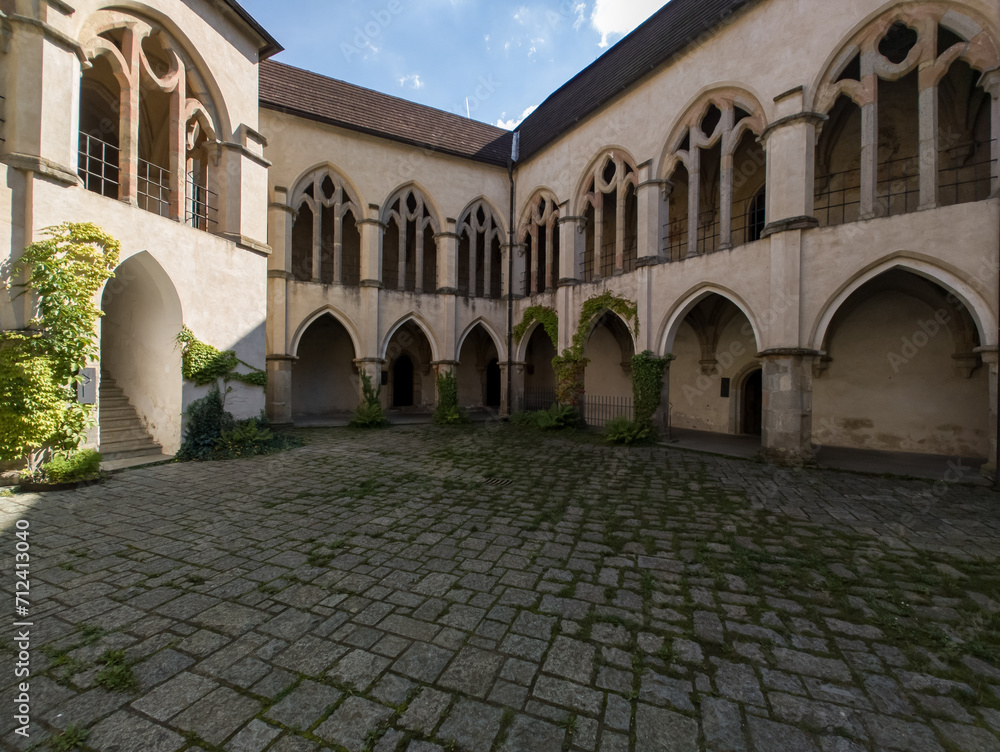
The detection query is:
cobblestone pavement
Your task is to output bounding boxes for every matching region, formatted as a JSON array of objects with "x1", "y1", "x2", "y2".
[{"x1": 2, "y1": 424, "x2": 1000, "y2": 752}]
